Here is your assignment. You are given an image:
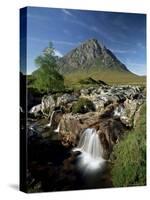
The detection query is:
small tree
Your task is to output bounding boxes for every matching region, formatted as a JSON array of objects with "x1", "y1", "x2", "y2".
[{"x1": 31, "y1": 42, "x2": 64, "y2": 93}]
